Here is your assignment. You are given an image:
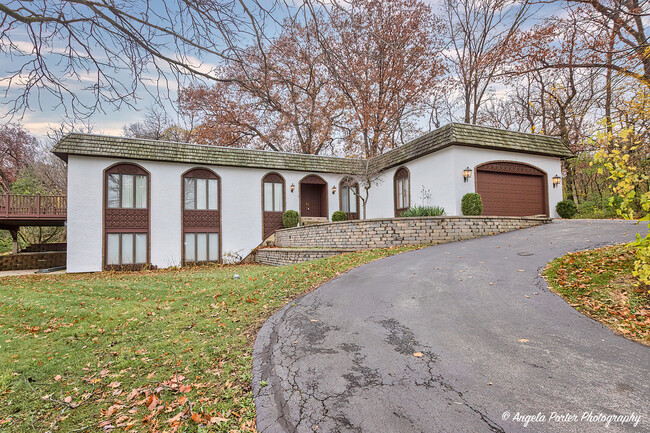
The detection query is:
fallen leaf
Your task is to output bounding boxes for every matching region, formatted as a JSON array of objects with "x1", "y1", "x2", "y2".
[{"x1": 54, "y1": 375, "x2": 62, "y2": 381}]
